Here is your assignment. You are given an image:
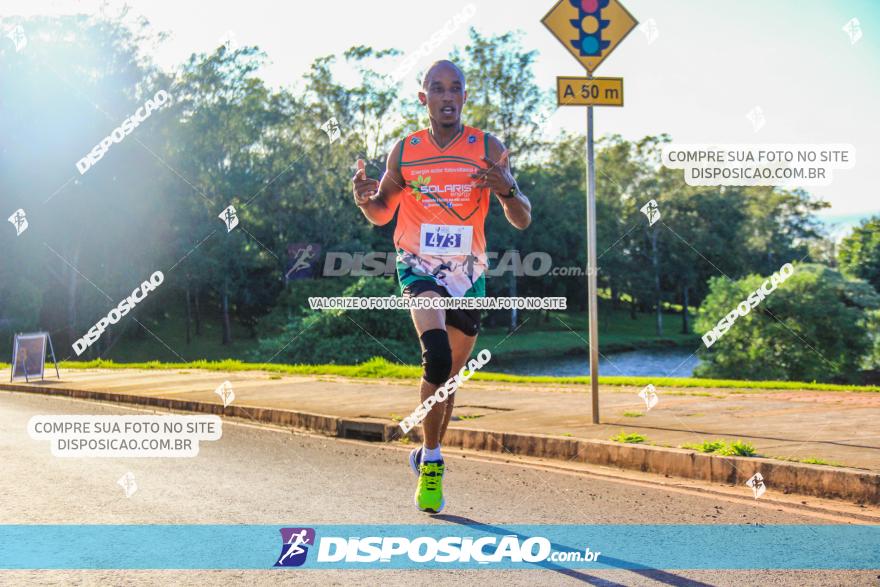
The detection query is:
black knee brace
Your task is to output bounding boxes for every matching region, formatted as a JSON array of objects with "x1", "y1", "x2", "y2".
[{"x1": 420, "y1": 329, "x2": 452, "y2": 385}]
